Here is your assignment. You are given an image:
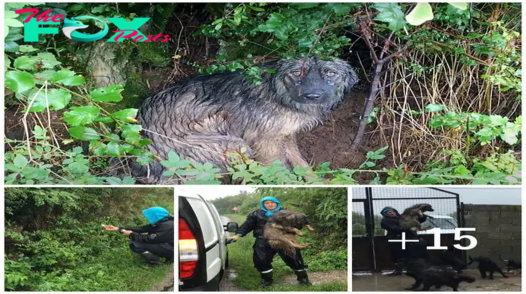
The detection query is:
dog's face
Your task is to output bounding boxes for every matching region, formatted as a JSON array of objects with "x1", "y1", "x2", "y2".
[
  {"x1": 418, "y1": 204, "x2": 434, "y2": 213},
  {"x1": 273, "y1": 57, "x2": 358, "y2": 107}
]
